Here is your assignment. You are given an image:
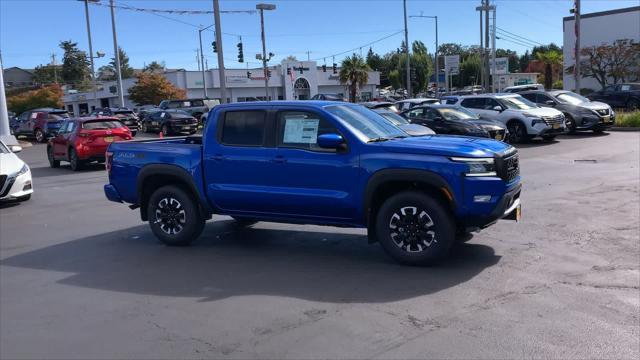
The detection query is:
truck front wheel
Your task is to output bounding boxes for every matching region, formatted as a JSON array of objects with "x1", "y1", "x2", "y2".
[
  {"x1": 375, "y1": 191, "x2": 454, "y2": 265},
  {"x1": 147, "y1": 185, "x2": 205, "y2": 246}
]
